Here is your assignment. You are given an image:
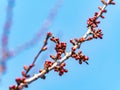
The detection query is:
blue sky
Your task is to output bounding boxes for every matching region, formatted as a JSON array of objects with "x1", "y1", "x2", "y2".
[{"x1": 0, "y1": 0, "x2": 120, "y2": 90}]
